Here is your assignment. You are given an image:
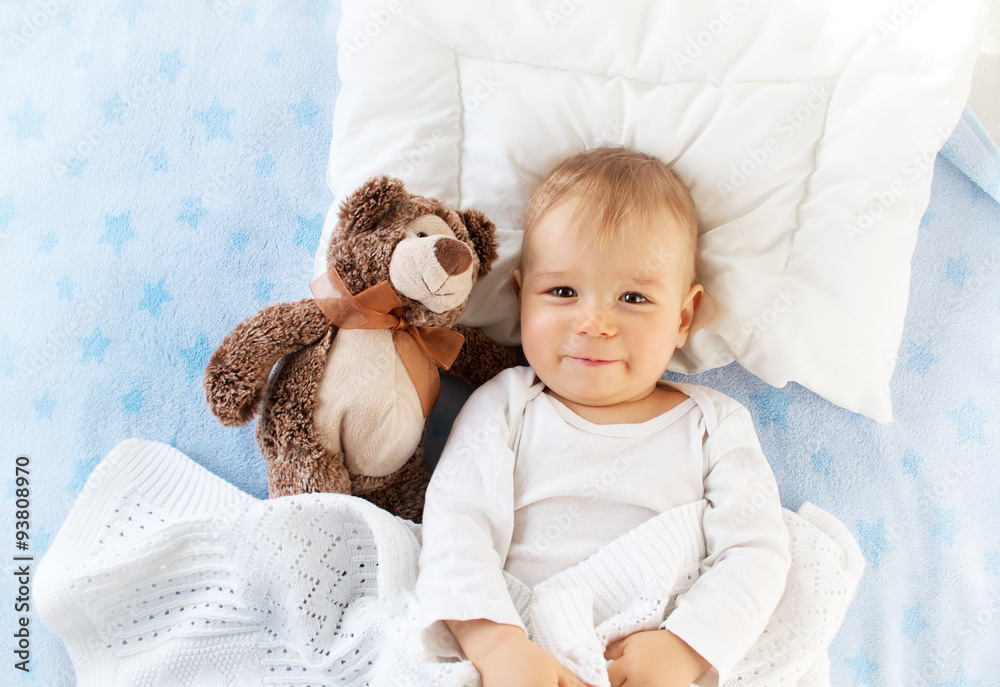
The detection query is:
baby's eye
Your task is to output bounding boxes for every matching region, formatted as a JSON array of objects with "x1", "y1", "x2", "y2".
[
  {"x1": 621, "y1": 292, "x2": 648, "y2": 304},
  {"x1": 548, "y1": 287, "x2": 576, "y2": 298}
]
